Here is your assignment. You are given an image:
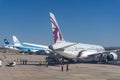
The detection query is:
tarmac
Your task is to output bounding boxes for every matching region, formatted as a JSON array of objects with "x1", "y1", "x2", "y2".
[{"x1": 0, "y1": 52, "x2": 120, "y2": 80}]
